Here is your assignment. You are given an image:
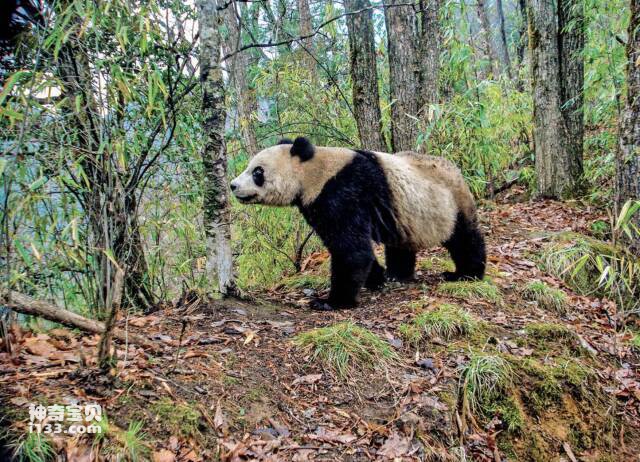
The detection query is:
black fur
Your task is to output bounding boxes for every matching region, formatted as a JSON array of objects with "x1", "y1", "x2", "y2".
[
  {"x1": 296, "y1": 150, "x2": 400, "y2": 309},
  {"x1": 385, "y1": 246, "x2": 417, "y2": 281},
  {"x1": 290, "y1": 136, "x2": 315, "y2": 162},
  {"x1": 442, "y1": 212, "x2": 486, "y2": 281},
  {"x1": 277, "y1": 138, "x2": 293, "y2": 145},
  {"x1": 296, "y1": 148, "x2": 486, "y2": 310}
]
